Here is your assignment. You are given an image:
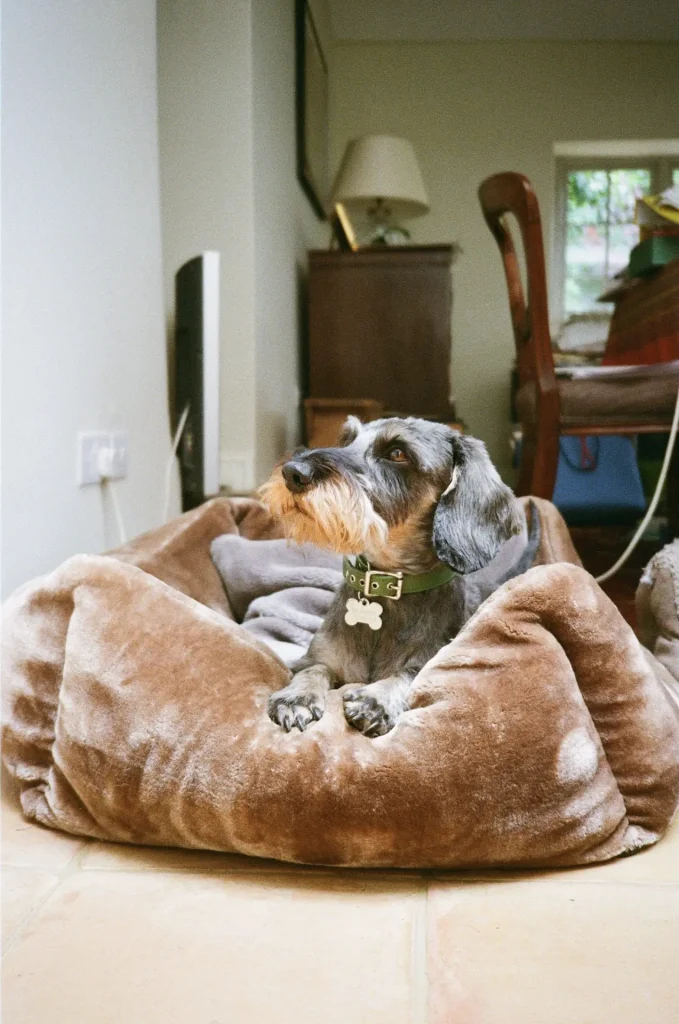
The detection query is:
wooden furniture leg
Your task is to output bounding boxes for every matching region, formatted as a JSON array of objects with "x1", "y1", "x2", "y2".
[{"x1": 517, "y1": 427, "x2": 559, "y2": 499}]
